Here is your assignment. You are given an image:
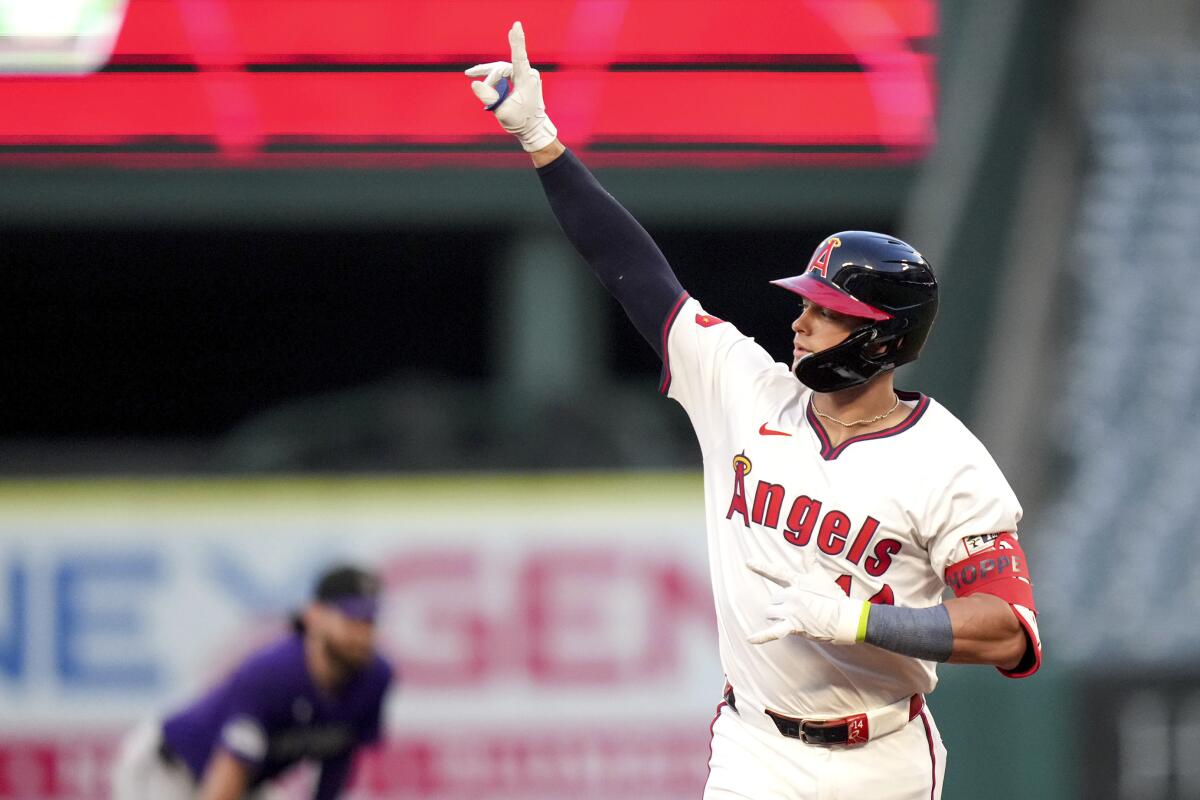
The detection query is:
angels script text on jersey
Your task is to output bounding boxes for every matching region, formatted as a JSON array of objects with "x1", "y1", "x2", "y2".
[{"x1": 725, "y1": 457, "x2": 901, "y2": 578}]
